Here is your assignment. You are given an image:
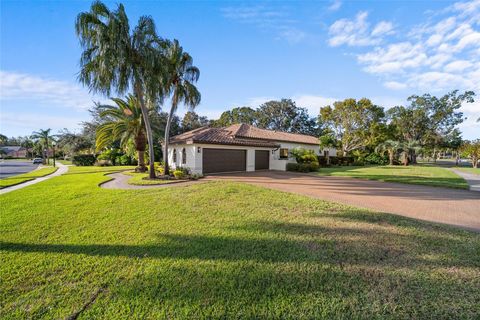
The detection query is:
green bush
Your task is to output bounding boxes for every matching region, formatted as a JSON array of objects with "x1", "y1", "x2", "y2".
[
  {"x1": 290, "y1": 148, "x2": 318, "y2": 164},
  {"x1": 286, "y1": 162, "x2": 319, "y2": 172},
  {"x1": 72, "y1": 154, "x2": 96, "y2": 166},
  {"x1": 364, "y1": 153, "x2": 388, "y2": 165},
  {"x1": 117, "y1": 154, "x2": 135, "y2": 165},
  {"x1": 190, "y1": 173, "x2": 204, "y2": 180},
  {"x1": 352, "y1": 160, "x2": 365, "y2": 166},
  {"x1": 286, "y1": 163, "x2": 300, "y2": 171},
  {"x1": 173, "y1": 169, "x2": 185, "y2": 179}
]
